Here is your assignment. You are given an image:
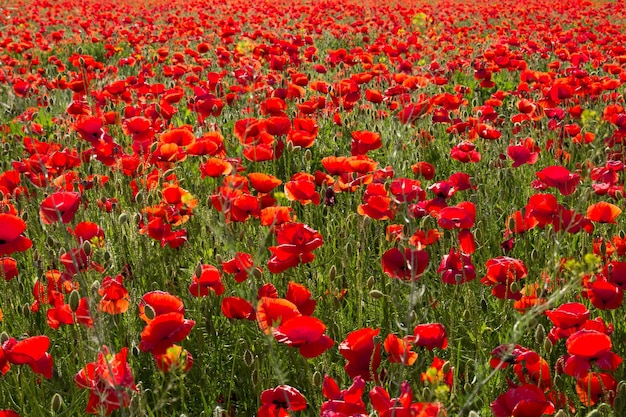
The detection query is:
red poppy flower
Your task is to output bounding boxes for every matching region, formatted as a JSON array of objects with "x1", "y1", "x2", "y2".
[
  {"x1": 384, "y1": 334, "x2": 417, "y2": 365},
  {"x1": 40, "y1": 192, "x2": 82, "y2": 225},
  {"x1": 0, "y1": 258, "x2": 18, "y2": 281},
  {"x1": 139, "y1": 312, "x2": 195, "y2": 355},
  {"x1": 524, "y1": 194, "x2": 559, "y2": 228},
  {"x1": 98, "y1": 275, "x2": 129, "y2": 315},
  {"x1": 75, "y1": 346, "x2": 136, "y2": 415},
  {"x1": 437, "y1": 249, "x2": 476, "y2": 284},
  {"x1": 339, "y1": 328, "x2": 381, "y2": 381},
  {"x1": 545, "y1": 302, "x2": 589, "y2": 330},
  {"x1": 260, "y1": 207, "x2": 294, "y2": 227},
  {"x1": 411, "y1": 161, "x2": 436, "y2": 180},
  {"x1": 139, "y1": 291, "x2": 185, "y2": 323},
  {"x1": 0, "y1": 214, "x2": 32, "y2": 256},
  {"x1": 221, "y1": 296, "x2": 256, "y2": 320},
  {"x1": 189, "y1": 264, "x2": 225, "y2": 297},
  {"x1": 565, "y1": 329, "x2": 612, "y2": 358},
  {"x1": 583, "y1": 278, "x2": 623, "y2": 310},
  {"x1": 248, "y1": 173, "x2": 282, "y2": 193},
  {"x1": 153, "y1": 345, "x2": 193, "y2": 373},
  {"x1": 286, "y1": 282, "x2": 316, "y2": 316},
  {"x1": 389, "y1": 178, "x2": 425, "y2": 203},
  {"x1": 369, "y1": 381, "x2": 444, "y2": 417},
  {"x1": 258, "y1": 385, "x2": 307, "y2": 417},
  {"x1": 587, "y1": 202, "x2": 621, "y2": 223},
  {"x1": 0, "y1": 410, "x2": 19, "y2": 417},
  {"x1": 382, "y1": 247, "x2": 429, "y2": 281},
  {"x1": 160, "y1": 128, "x2": 195, "y2": 146},
  {"x1": 437, "y1": 201, "x2": 476, "y2": 229},
  {"x1": 69, "y1": 221, "x2": 105, "y2": 246},
  {"x1": 256, "y1": 297, "x2": 301, "y2": 334},
  {"x1": 3, "y1": 335, "x2": 54, "y2": 379},
  {"x1": 481, "y1": 257, "x2": 528, "y2": 300},
  {"x1": 284, "y1": 173, "x2": 320, "y2": 205},
  {"x1": 199, "y1": 157, "x2": 232, "y2": 178},
  {"x1": 421, "y1": 356, "x2": 454, "y2": 388},
  {"x1": 321, "y1": 375, "x2": 367, "y2": 416},
  {"x1": 507, "y1": 144, "x2": 539, "y2": 168},
  {"x1": 272, "y1": 315, "x2": 334, "y2": 358},
  {"x1": 450, "y1": 141, "x2": 481, "y2": 163},
  {"x1": 268, "y1": 223, "x2": 323, "y2": 273},
  {"x1": 491, "y1": 384, "x2": 555, "y2": 417},
  {"x1": 351, "y1": 130, "x2": 382, "y2": 155},
  {"x1": 358, "y1": 183, "x2": 395, "y2": 220},
  {"x1": 575, "y1": 372, "x2": 616, "y2": 406},
  {"x1": 535, "y1": 166, "x2": 579, "y2": 196},
  {"x1": 409, "y1": 323, "x2": 448, "y2": 350},
  {"x1": 222, "y1": 252, "x2": 261, "y2": 283}
]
